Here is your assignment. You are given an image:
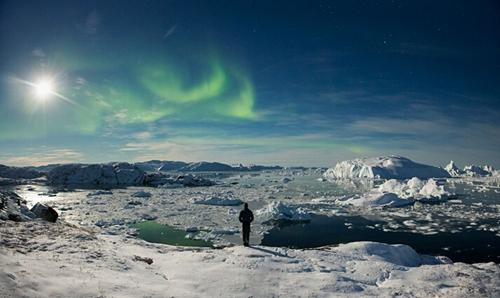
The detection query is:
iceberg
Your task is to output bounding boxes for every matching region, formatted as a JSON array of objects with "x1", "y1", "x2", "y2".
[
  {"x1": 257, "y1": 201, "x2": 311, "y2": 223},
  {"x1": 444, "y1": 160, "x2": 464, "y2": 177},
  {"x1": 463, "y1": 165, "x2": 491, "y2": 177},
  {"x1": 324, "y1": 156, "x2": 450, "y2": 179},
  {"x1": 445, "y1": 161, "x2": 496, "y2": 177},
  {"x1": 338, "y1": 177, "x2": 452, "y2": 208},
  {"x1": 337, "y1": 192, "x2": 414, "y2": 208},
  {"x1": 47, "y1": 163, "x2": 145, "y2": 186}
]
